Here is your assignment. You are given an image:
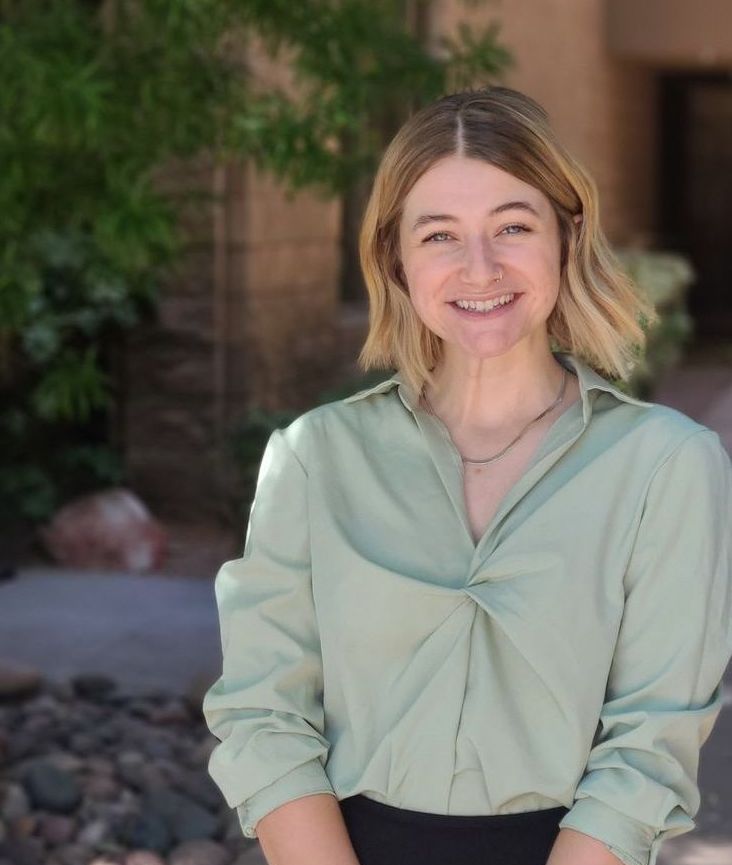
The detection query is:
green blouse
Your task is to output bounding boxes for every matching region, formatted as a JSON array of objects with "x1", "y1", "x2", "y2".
[{"x1": 202, "y1": 351, "x2": 732, "y2": 865}]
